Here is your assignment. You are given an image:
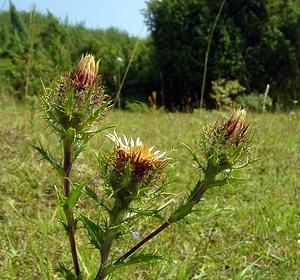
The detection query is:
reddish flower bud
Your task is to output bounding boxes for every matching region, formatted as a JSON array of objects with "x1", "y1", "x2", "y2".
[
  {"x1": 71, "y1": 54, "x2": 99, "y2": 90},
  {"x1": 224, "y1": 109, "x2": 248, "y2": 145},
  {"x1": 56, "y1": 54, "x2": 105, "y2": 109}
]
